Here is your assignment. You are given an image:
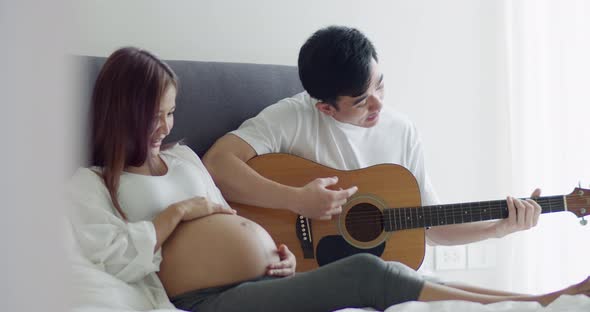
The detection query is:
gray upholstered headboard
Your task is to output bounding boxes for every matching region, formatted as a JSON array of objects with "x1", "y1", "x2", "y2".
[{"x1": 76, "y1": 56, "x2": 303, "y2": 160}]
